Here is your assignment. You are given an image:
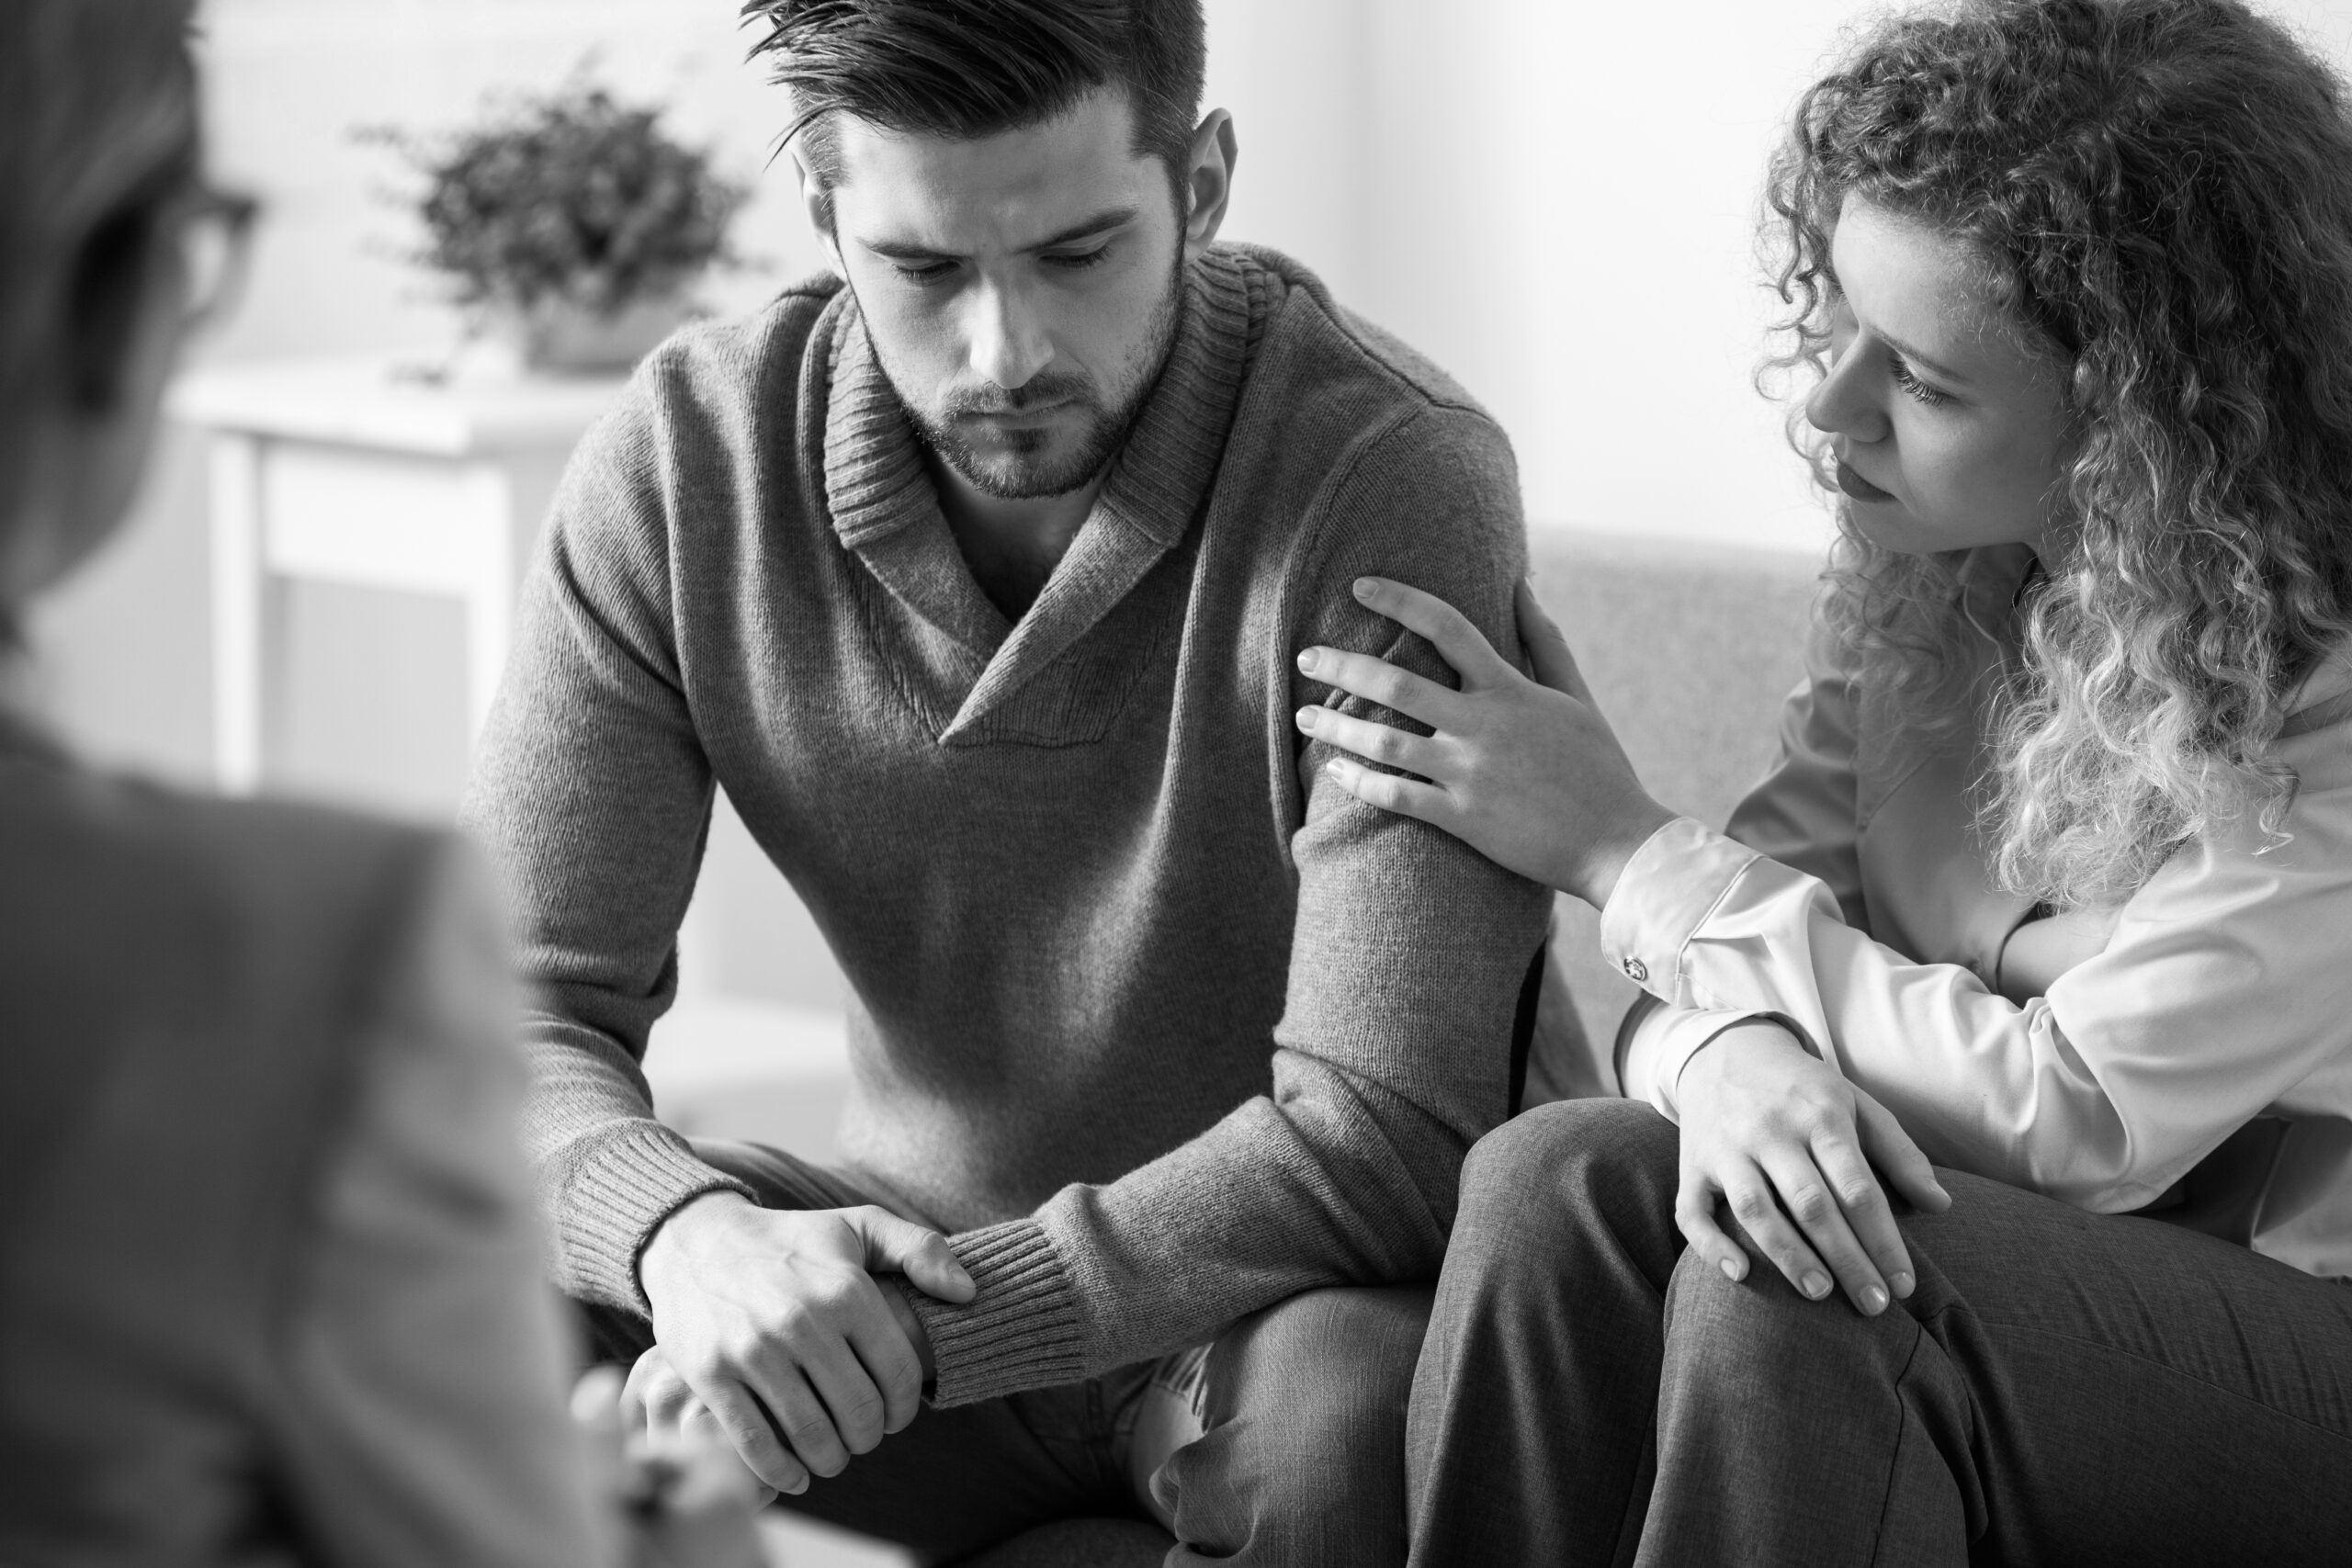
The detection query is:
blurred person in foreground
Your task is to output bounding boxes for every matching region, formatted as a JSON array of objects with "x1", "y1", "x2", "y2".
[
  {"x1": 1294, "y1": 0, "x2": 2352, "y2": 1562},
  {"x1": 0, "y1": 4, "x2": 760, "y2": 1562},
  {"x1": 459, "y1": 0, "x2": 1551, "y2": 1560}
]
